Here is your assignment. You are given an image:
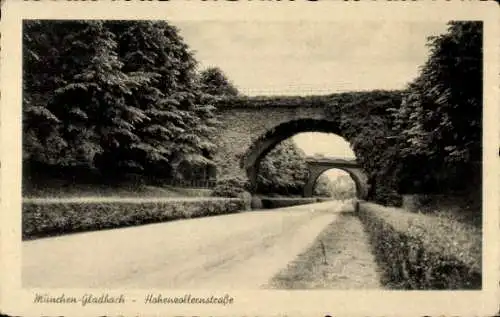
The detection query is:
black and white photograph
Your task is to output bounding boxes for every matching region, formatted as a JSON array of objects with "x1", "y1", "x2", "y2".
[{"x1": 1, "y1": 1, "x2": 499, "y2": 316}]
